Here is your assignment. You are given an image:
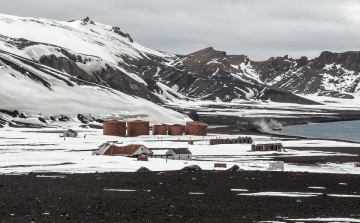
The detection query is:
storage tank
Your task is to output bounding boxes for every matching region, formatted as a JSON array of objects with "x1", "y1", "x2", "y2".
[
  {"x1": 103, "y1": 121, "x2": 126, "y2": 137},
  {"x1": 152, "y1": 125, "x2": 167, "y2": 135},
  {"x1": 240, "y1": 137, "x2": 245, "y2": 144},
  {"x1": 168, "y1": 125, "x2": 183, "y2": 135},
  {"x1": 262, "y1": 144, "x2": 267, "y2": 151},
  {"x1": 185, "y1": 121, "x2": 208, "y2": 136},
  {"x1": 127, "y1": 120, "x2": 149, "y2": 137}
]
